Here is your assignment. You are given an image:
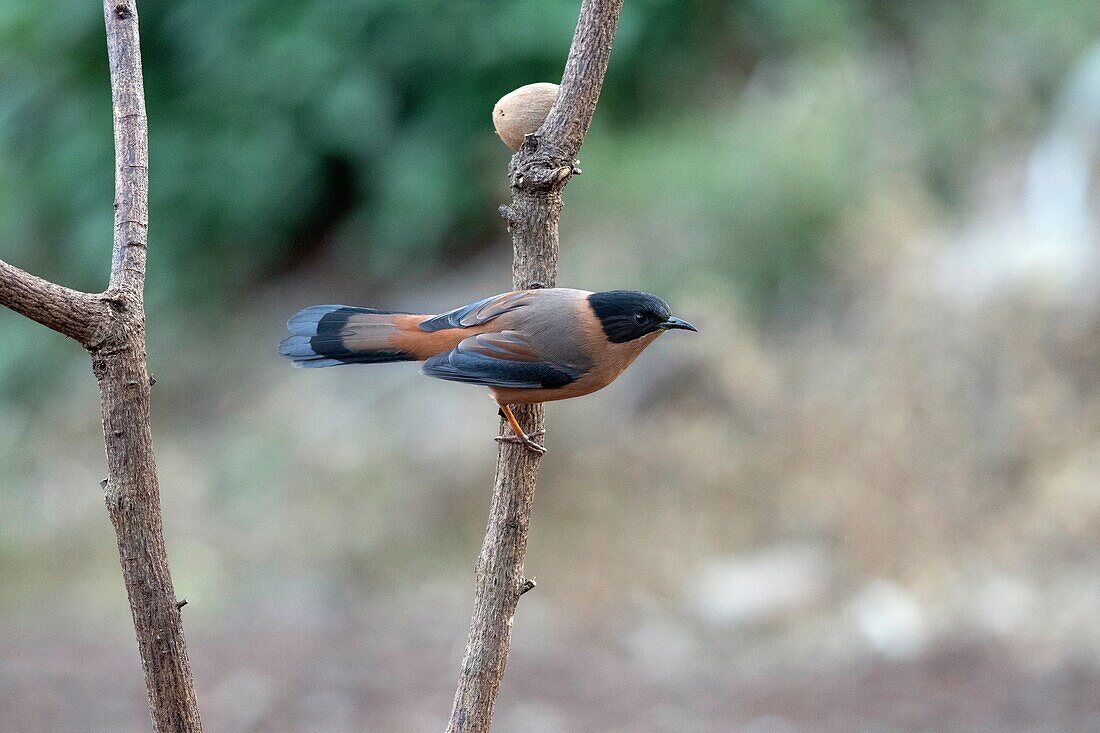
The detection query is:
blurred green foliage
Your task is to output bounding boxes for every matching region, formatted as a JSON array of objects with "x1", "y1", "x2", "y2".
[
  {"x1": 1, "y1": 0, "x2": 1099, "y2": 400},
  {"x1": 0, "y1": 0, "x2": 731, "y2": 306}
]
